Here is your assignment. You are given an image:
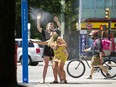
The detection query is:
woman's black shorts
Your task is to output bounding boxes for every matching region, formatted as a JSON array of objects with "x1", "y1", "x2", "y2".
[{"x1": 42, "y1": 45, "x2": 54, "y2": 59}]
